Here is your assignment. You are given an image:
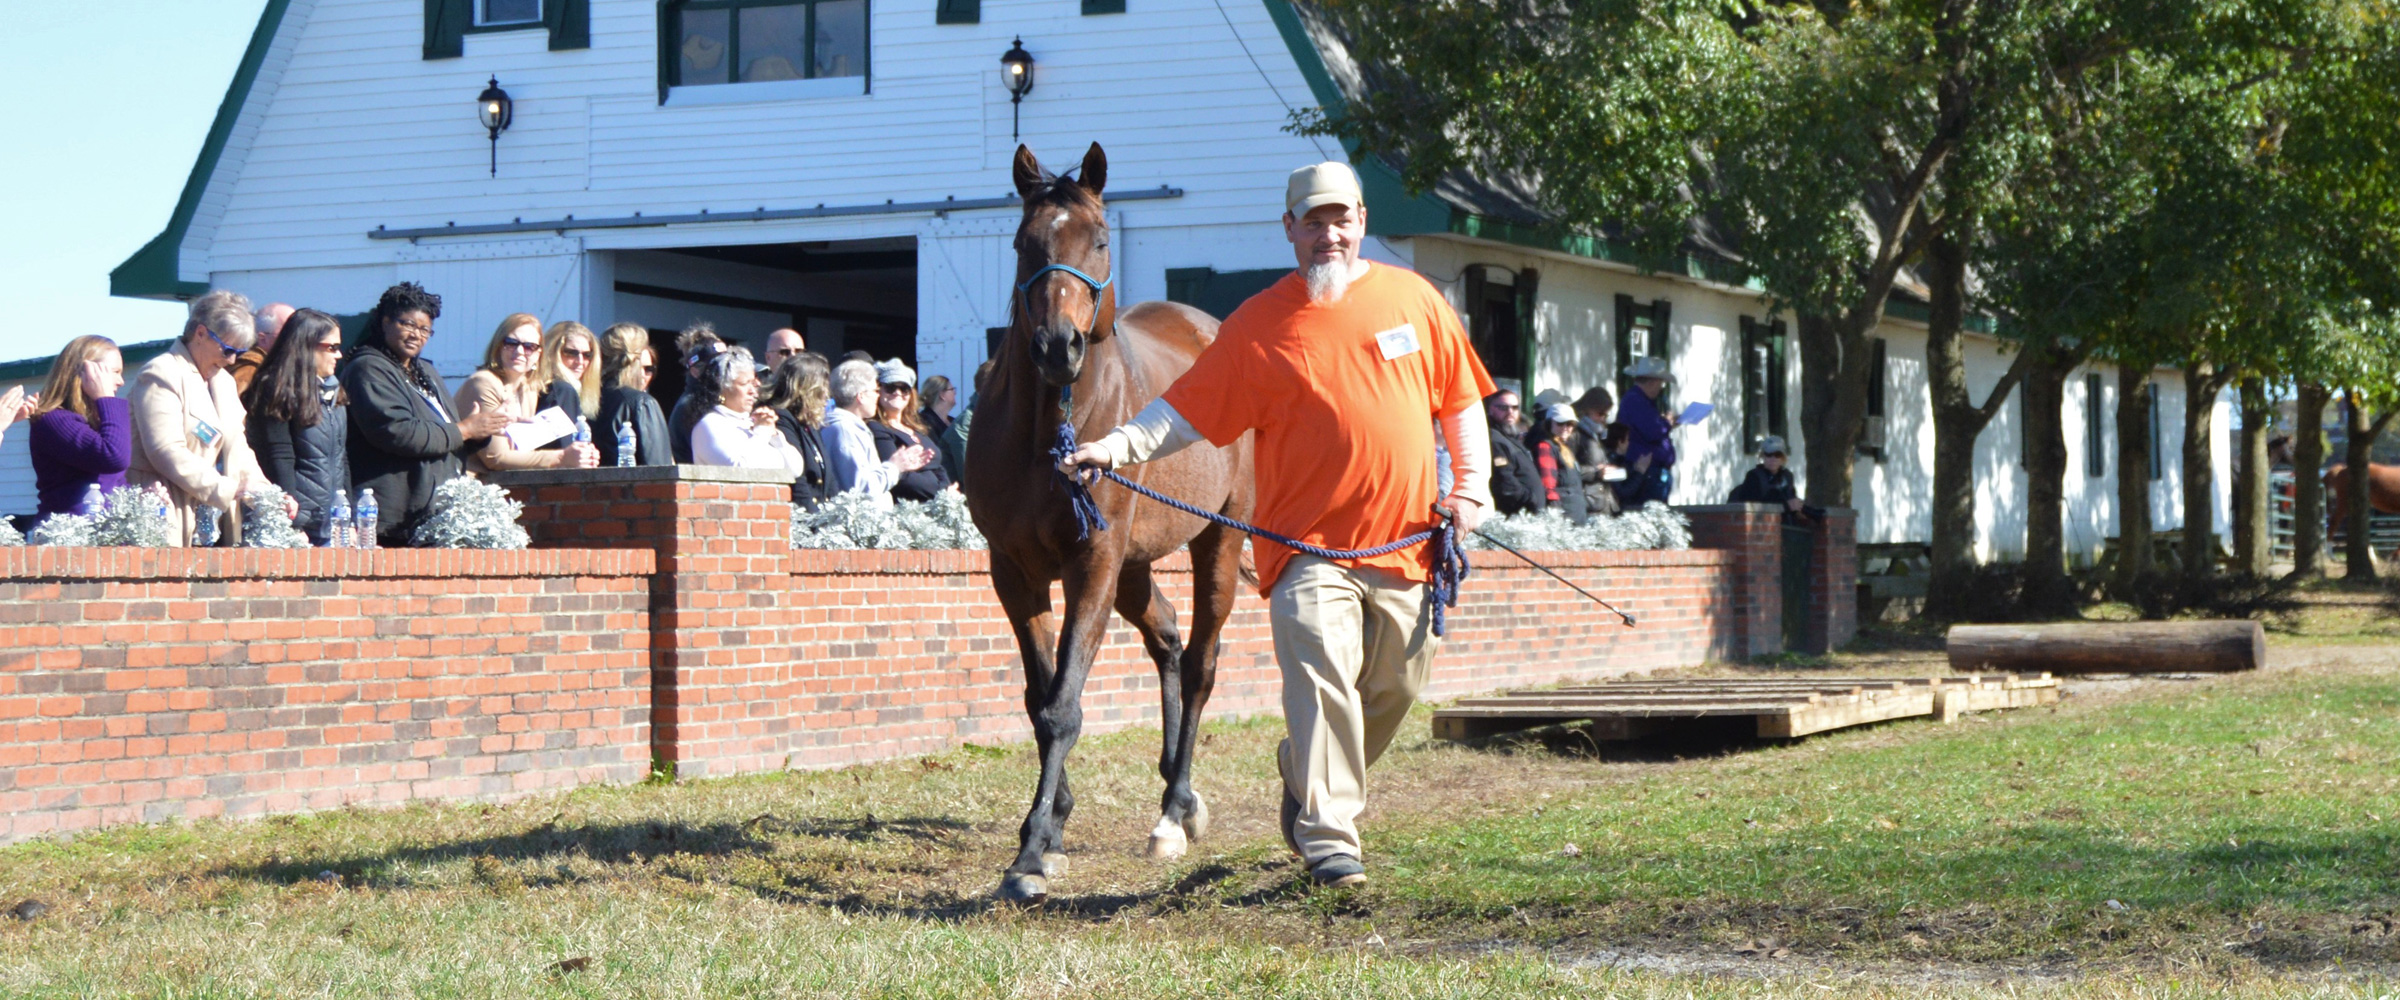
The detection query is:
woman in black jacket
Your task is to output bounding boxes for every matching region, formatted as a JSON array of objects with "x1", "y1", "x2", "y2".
[
  {"x1": 762, "y1": 352, "x2": 835, "y2": 510},
  {"x1": 866, "y1": 359, "x2": 953, "y2": 501},
  {"x1": 242, "y1": 309, "x2": 351, "y2": 544},
  {"x1": 593, "y1": 322, "x2": 675, "y2": 466},
  {"x1": 342, "y1": 283, "x2": 512, "y2": 545}
]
